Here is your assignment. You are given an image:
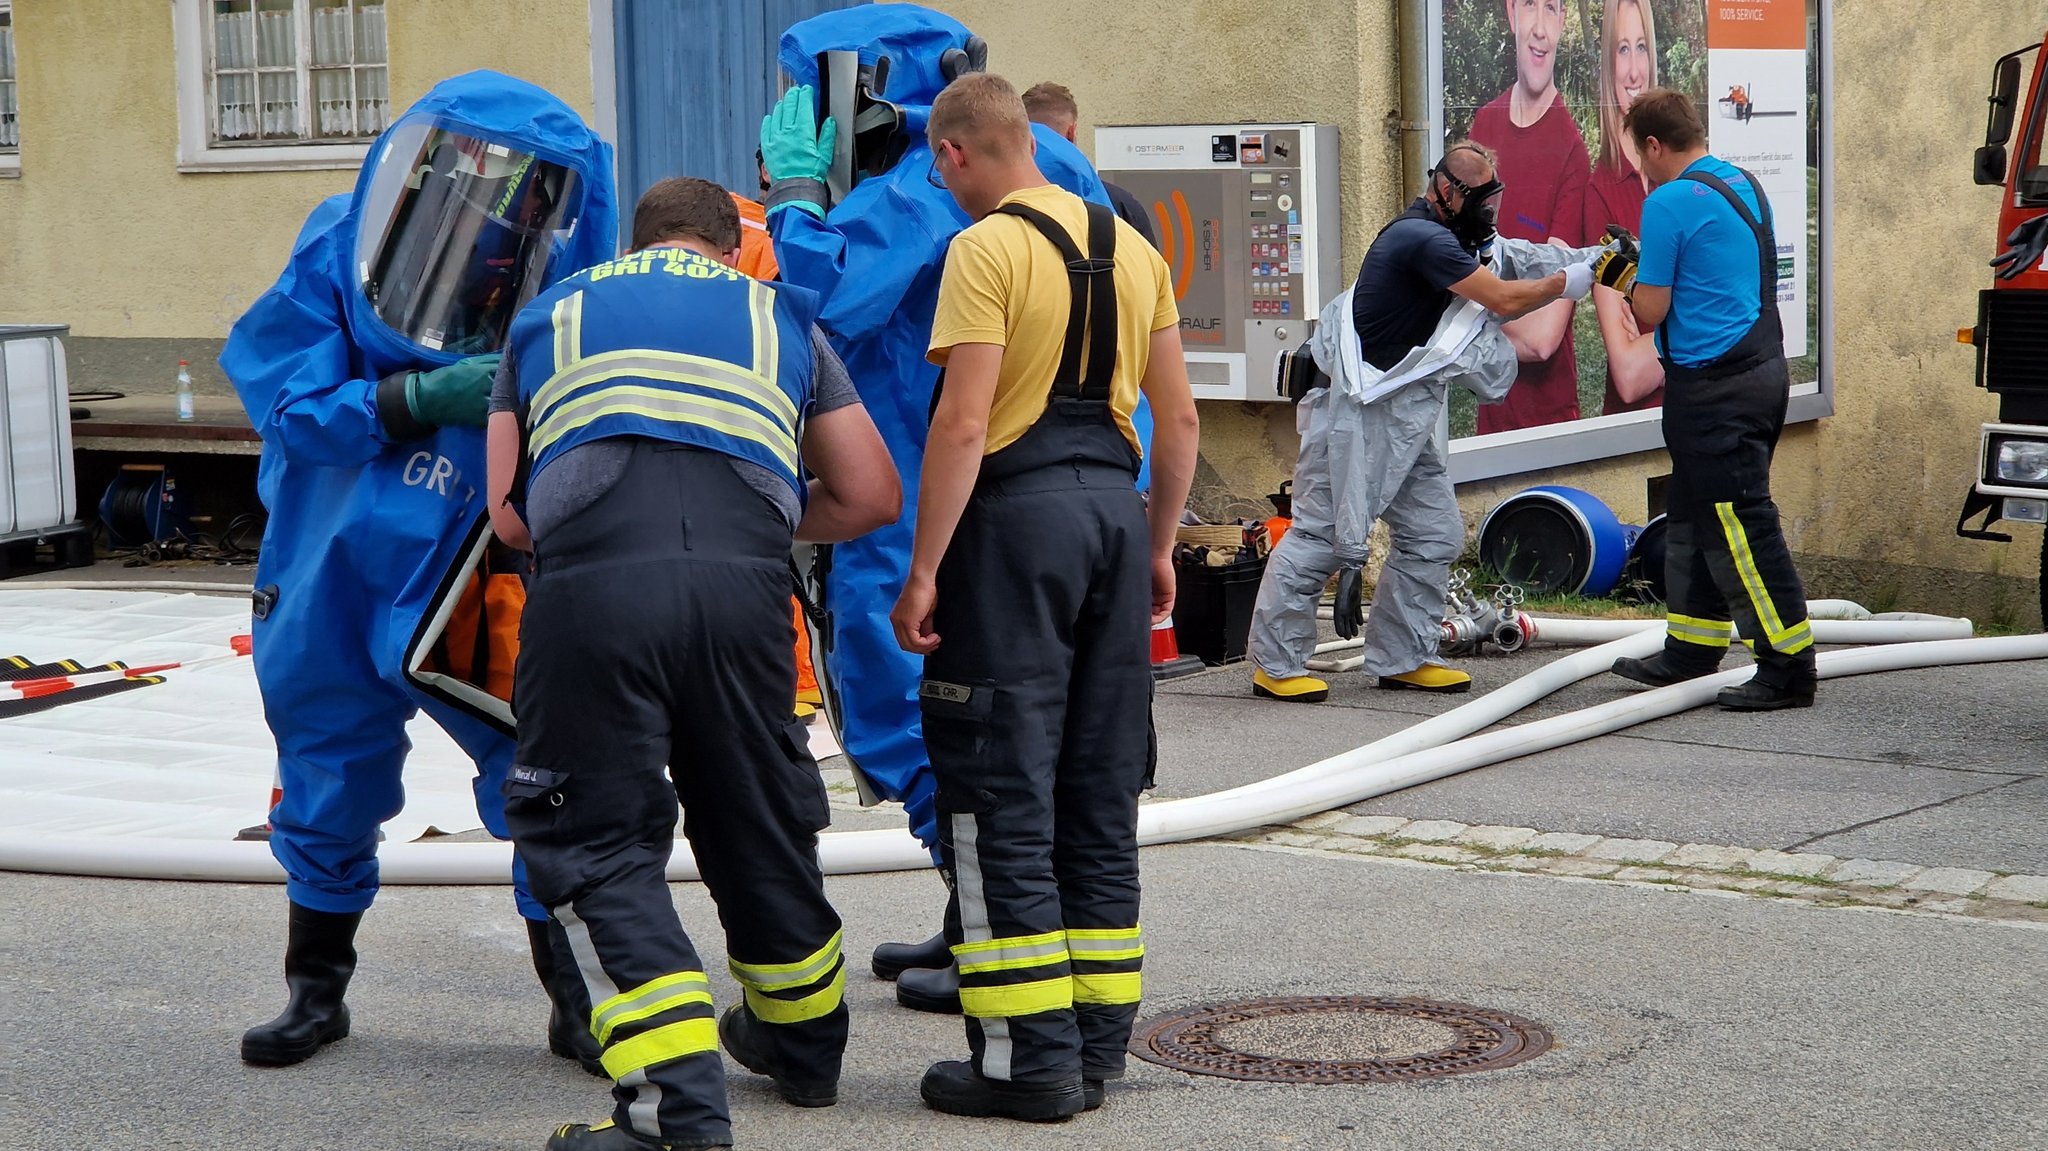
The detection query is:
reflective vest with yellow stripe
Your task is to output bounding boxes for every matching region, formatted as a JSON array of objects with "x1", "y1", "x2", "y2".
[{"x1": 509, "y1": 246, "x2": 819, "y2": 498}]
